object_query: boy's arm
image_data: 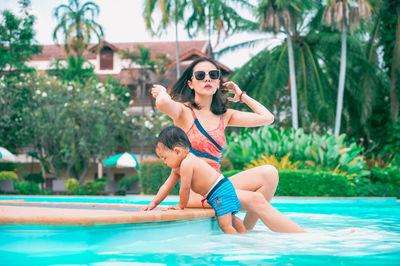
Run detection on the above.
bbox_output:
[169,161,193,210]
[142,168,180,211]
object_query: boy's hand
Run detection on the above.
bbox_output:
[167,205,183,210]
[142,202,157,211]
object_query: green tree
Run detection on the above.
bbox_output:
[143,0,185,78]
[378,0,400,124]
[119,45,170,159]
[257,0,314,129]
[322,0,371,136]
[53,0,104,57]
[185,0,252,56]
[51,54,96,83]
[22,72,130,183]
[0,0,40,72]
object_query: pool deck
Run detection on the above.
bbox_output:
[0,200,215,226]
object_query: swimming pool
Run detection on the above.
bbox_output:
[1,196,399,265]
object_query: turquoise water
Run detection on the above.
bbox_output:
[1,196,399,265]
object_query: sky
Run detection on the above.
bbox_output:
[0,0,276,69]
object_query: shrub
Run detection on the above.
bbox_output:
[80,180,106,195]
[14,181,40,194]
[357,167,400,198]
[276,170,354,197]
[23,173,44,184]
[0,171,18,181]
[66,178,79,195]
[220,158,233,172]
[222,170,241,178]
[245,153,301,170]
[0,163,16,171]
[140,159,179,195]
[223,127,368,178]
[119,174,139,191]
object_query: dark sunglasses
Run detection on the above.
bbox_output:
[193,70,220,80]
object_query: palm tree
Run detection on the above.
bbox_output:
[53,0,104,57]
[257,0,314,129]
[322,0,371,136]
[185,0,253,57]
[119,45,170,159]
[143,0,186,78]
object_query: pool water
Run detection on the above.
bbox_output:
[1,197,399,265]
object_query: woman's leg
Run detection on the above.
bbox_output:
[236,189,306,233]
[229,165,279,230]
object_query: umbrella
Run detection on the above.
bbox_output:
[104,152,139,170]
[0,147,16,162]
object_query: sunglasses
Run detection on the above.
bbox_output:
[193,70,220,81]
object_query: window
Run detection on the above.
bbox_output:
[100,47,113,70]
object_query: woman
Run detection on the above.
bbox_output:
[148,57,305,233]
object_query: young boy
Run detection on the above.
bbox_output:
[142,126,246,234]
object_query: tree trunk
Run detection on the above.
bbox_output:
[287,33,298,129]
[140,78,145,161]
[334,29,347,136]
[174,1,180,78]
[390,16,400,123]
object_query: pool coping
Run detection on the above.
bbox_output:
[0,200,215,226]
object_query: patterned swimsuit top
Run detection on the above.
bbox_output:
[185,107,226,173]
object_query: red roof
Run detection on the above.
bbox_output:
[30,40,210,61]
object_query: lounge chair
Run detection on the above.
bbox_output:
[103,180,119,195]
[52,179,67,193]
[0,180,18,193]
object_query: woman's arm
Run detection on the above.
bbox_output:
[224,81,274,127]
[142,168,180,211]
[151,84,185,121]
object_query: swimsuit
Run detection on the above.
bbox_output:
[186,107,226,173]
[205,175,241,216]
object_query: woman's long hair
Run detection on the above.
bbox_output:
[170,57,228,115]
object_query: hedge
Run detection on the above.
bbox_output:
[140,159,179,195]
[139,161,399,198]
[276,170,354,196]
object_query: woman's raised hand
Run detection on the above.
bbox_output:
[150,84,167,99]
[223,81,242,102]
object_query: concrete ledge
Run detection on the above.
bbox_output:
[0,200,215,226]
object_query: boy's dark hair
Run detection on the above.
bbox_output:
[170,57,228,115]
[156,126,191,150]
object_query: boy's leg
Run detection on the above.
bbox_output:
[232,215,246,233]
[217,213,238,234]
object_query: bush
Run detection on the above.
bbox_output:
[14,181,40,194]
[23,172,44,184]
[222,170,241,178]
[66,178,79,195]
[0,171,18,181]
[355,167,400,198]
[119,174,139,191]
[140,159,179,195]
[220,158,233,172]
[80,180,106,195]
[276,170,354,197]
[0,163,16,171]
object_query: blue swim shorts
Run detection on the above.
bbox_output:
[206,177,241,217]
